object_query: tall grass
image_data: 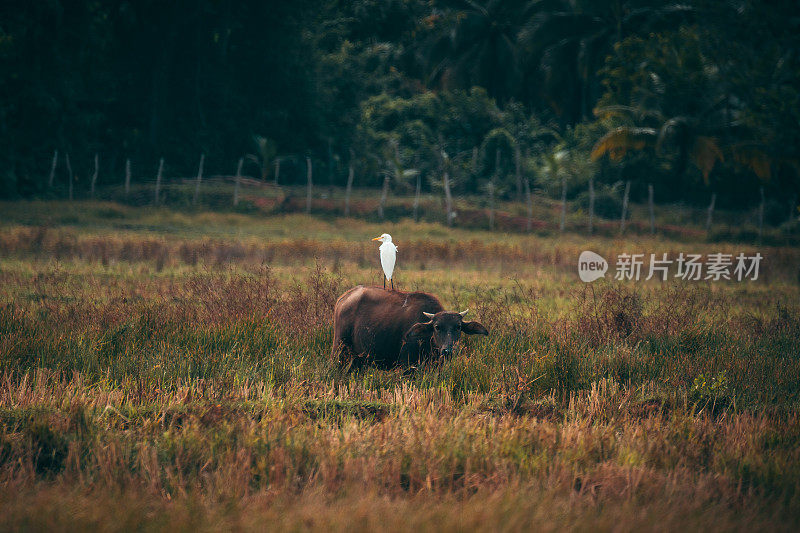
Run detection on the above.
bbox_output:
[1,204,799,529]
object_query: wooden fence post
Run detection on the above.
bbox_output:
[90,153,99,198]
[619,180,631,233]
[489,148,499,231]
[344,149,354,217]
[305,156,313,214]
[514,144,522,202]
[327,138,335,198]
[588,177,595,234]
[705,192,716,234]
[413,172,421,223]
[48,150,58,188]
[124,159,131,197]
[274,158,281,186]
[193,154,204,206]
[154,158,164,205]
[758,187,765,244]
[487,180,495,230]
[65,153,73,201]
[560,176,567,232]
[438,137,455,227]
[233,157,243,206]
[524,177,533,232]
[379,171,390,220]
[443,171,453,227]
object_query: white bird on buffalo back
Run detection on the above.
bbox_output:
[371,233,398,290]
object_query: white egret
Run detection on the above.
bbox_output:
[371,233,398,290]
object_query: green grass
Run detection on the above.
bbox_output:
[0,200,799,531]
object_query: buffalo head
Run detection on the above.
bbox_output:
[404,309,488,357]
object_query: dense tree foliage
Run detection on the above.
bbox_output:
[1,0,797,210]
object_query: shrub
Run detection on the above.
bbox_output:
[576,183,623,219]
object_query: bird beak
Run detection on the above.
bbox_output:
[371,236,382,241]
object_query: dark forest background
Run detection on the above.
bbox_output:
[1,0,798,215]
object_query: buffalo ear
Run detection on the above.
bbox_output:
[405,321,434,339]
[461,320,488,336]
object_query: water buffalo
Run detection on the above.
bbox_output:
[331,285,489,369]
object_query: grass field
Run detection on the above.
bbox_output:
[1,200,799,531]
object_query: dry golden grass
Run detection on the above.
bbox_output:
[0,202,799,530]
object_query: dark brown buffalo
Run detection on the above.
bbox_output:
[331,285,489,369]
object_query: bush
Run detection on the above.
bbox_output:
[765,199,792,226]
[576,183,623,219]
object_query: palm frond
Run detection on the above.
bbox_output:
[591,127,656,161]
[731,143,772,181]
[481,127,516,153]
[691,136,723,183]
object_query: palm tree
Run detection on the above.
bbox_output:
[592,111,726,233]
[247,136,277,182]
[519,0,694,125]
[539,126,596,233]
[591,102,726,185]
[424,0,532,103]
[590,26,734,187]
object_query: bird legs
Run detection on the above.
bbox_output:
[382,276,395,291]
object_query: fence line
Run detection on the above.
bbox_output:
[35,152,793,239]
